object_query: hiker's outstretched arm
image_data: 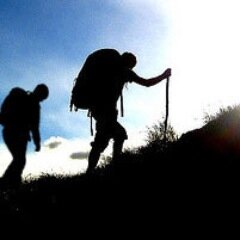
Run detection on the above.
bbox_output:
[133,68,171,87]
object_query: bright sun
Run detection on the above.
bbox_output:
[164,0,240,133]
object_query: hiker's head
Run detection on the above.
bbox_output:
[121,52,137,69]
[33,84,49,102]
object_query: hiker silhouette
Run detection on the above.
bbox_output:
[74,49,171,174]
[0,84,49,188]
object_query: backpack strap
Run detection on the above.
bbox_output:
[87,110,94,136]
[120,93,124,117]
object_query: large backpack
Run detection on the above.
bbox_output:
[0,87,29,127]
[70,49,123,112]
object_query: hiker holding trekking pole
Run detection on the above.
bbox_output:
[70,48,171,174]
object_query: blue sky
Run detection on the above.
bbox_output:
[0,0,169,141]
[1,0,240,176]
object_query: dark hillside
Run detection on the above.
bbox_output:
[170,106,240,178]
[1,106,240,235]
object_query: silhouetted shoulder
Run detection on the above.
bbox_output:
[122,68,139,83]
[0,87,31,127]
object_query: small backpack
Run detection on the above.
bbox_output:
[0,87,29,127]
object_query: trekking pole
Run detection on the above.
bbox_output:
[163,76,170,144]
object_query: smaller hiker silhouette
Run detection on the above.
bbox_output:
[0,84,49,188]
[72,49,171,174]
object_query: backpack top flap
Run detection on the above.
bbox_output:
[70,49,122,111]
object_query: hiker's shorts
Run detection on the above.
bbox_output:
[91,109,128,152]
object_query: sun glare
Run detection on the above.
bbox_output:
[164,0,240,133]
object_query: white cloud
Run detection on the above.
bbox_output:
[0,132,146,179]
[27,133,144,178]
[44,136,63,149]
[70,152,89,160]
[24,137,91,177]
[0,137,91,179]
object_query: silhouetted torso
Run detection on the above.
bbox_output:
[0,87,41,187]
[1,87,40,134]
[79,48,138,111]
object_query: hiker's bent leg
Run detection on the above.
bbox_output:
[86,134,110,174]
[112,139,125,161]
[112,123,128,161]
[87,148,101,174]
[86,109,119,173]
